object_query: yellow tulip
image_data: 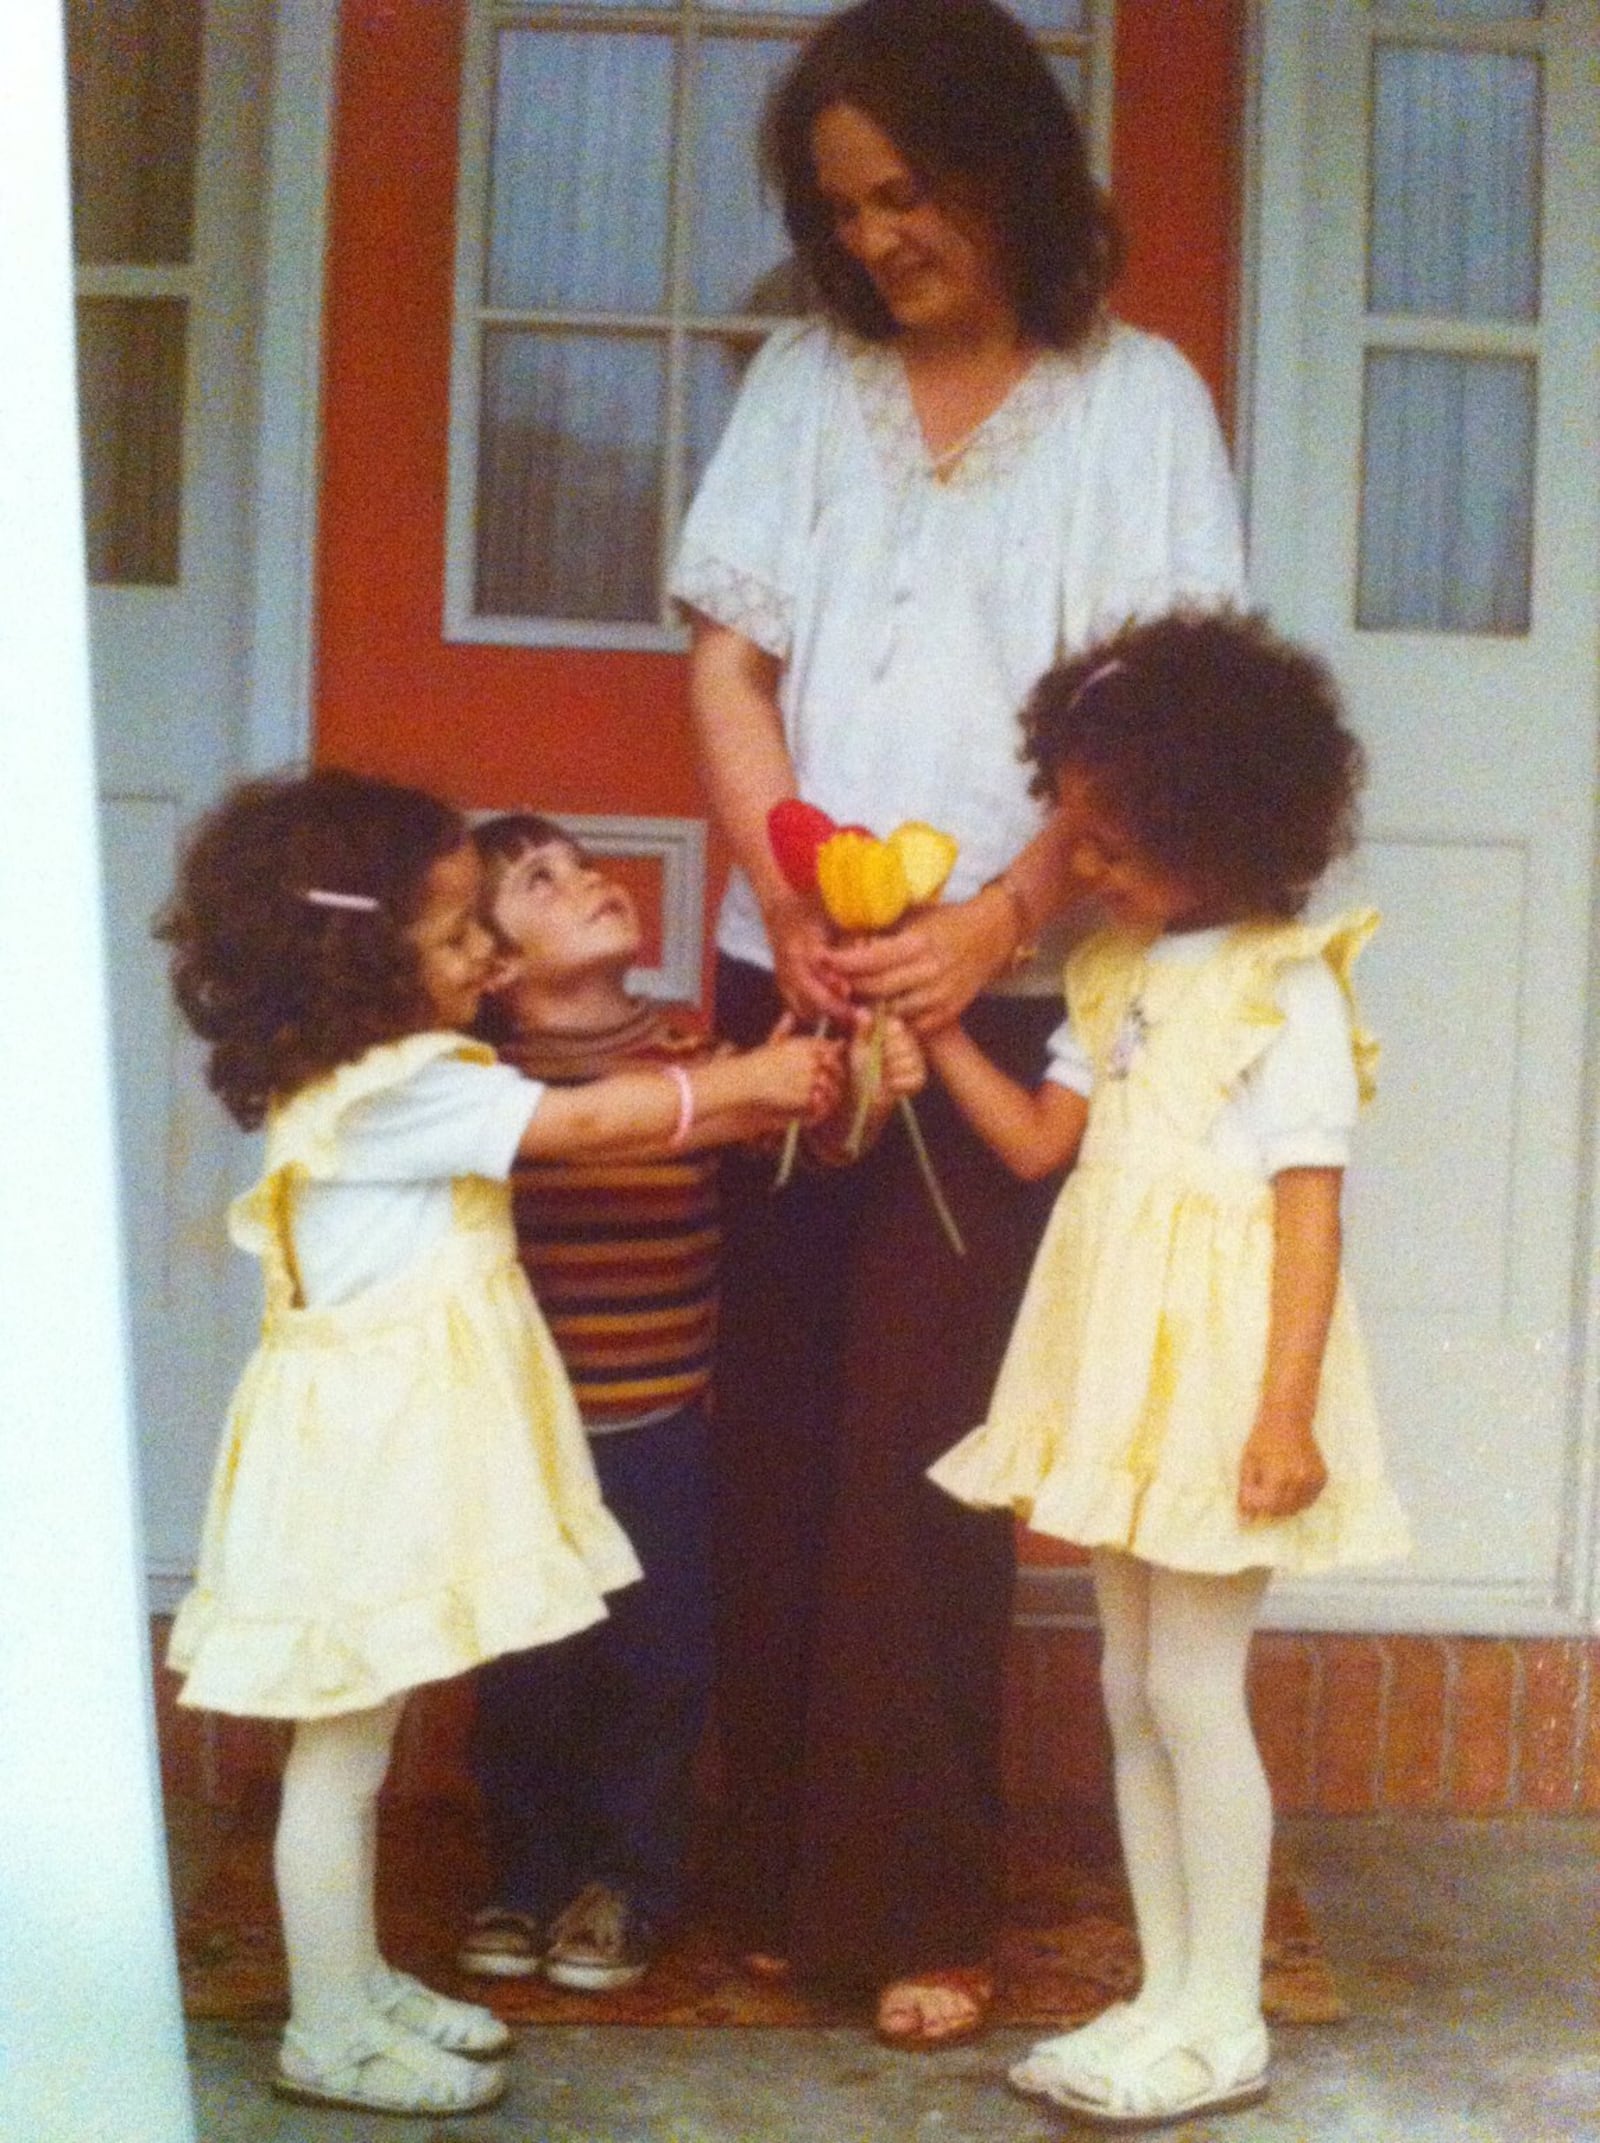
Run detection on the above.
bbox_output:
[787,815,966,1254]
[886,821,959,906]
[815,829,912,933]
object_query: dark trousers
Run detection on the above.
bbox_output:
[470,1403,714,1929]
[711,958,1062,1985]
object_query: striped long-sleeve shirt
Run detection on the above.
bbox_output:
[497,1002,721,1433]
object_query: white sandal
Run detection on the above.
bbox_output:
[274,2017,507,2116]
[1047,2020,1270,2131]
[368,1961,512,2055]
[1007,2001,1155,2099]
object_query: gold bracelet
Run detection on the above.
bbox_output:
[983,873,1039,971]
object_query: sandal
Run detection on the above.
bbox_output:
[368,1962,511,2056]
[1008,2001,1153,2099]
[874,1965,994,2051]
[1046,2019,1270,2131]
[273,2017,507,2116]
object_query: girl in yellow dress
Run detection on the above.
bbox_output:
[923,612,1409,2130]
[160,769,842,2118]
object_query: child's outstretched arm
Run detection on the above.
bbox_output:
[1238,1166,1339,1521]
[519,1020,844,1162]
[924,1023,1087,1181]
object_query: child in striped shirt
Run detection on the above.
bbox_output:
[457,814,917,1994]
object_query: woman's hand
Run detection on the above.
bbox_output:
[827,884,1018,1033]
[1238,1405,1329,1522]
[767,895,855,1025]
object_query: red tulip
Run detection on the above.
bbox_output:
[767,799,838,894]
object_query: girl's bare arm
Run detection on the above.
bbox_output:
[518,1028,843,1162]
[924,1023,1087,1181]
[1238,1166,1340,1521]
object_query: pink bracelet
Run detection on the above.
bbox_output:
[664,1063,695,1149]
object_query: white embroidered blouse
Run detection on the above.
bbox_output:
[670,316,1247,977]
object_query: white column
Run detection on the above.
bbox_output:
[0,9,196,2141]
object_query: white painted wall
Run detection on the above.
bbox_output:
[0,9,194,2139]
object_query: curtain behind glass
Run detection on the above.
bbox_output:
[1359,43,1541,634]
[476,331,665,623]
[1369,45,1540,320]
[690,36,804,316]
[487,32,672,315]
[1359,352,1535,634]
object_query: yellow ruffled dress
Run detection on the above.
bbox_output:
[930,913,1409,1575]
[167,1034,641,1718]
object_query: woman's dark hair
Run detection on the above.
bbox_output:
[1023,610,1366,921]
[763,0,1121,348]
[158,767,467,1128]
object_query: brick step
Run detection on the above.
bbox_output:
[151,1620,1600,1817]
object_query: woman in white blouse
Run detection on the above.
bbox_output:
[671,0,1245,2048]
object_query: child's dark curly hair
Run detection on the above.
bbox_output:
[158,768,467,1128]
[1023,610,1365,921]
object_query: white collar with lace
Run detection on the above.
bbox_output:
[844,321,1107,491]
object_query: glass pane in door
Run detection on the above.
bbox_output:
[1357,350,1535,634]
[1369,45,1541,321]
[65,0,203,264]
[76,297,187,586]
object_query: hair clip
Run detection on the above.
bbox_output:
[301,887,380,913]
[1067,656,1129,711]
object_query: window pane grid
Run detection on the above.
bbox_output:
[458,1,1106,640]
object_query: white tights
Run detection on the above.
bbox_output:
[274,1697,404,2048]
[1093,1550,1272,2040]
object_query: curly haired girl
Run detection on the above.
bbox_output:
[922,611,1409,2127]
[159,769,841,2117]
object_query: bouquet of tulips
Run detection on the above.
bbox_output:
[767,800,966,1253]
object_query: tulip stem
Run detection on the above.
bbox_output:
[845,1001,887,1158]
[897,1095,966,1256]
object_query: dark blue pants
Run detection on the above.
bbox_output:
[470,1404,713,1930]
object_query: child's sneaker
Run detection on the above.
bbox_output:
[542,1882,657,1992]
[455,1907,544,1979]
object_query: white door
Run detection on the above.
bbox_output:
[1249,0,1600,1633]
[70,0,306,1596]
